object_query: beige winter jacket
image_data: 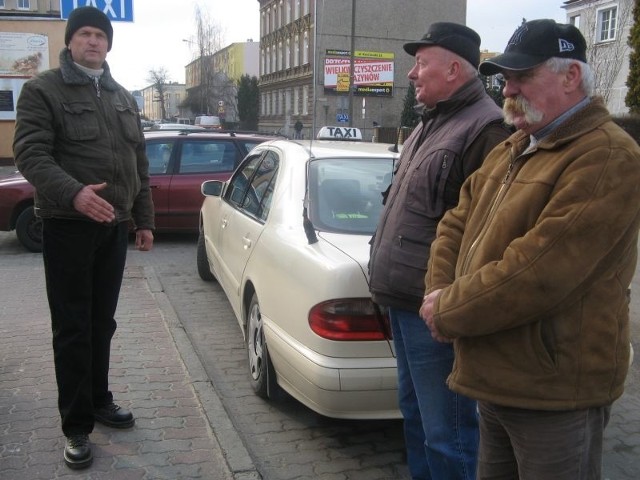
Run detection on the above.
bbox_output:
[427,97,640,410]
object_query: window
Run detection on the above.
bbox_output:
[302,85,309,115]
[146,142,175,174]
[293,87,300,115]
[294,34,300,67]
[286,38,291,69]
[569,14,580,29]
[309,157,395,234]
[597,6,617,42]
[17,0,30,9]
[226,152,280,222]
[303,31,309,64]
[178,141,238,174]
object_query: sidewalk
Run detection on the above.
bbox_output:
[0,260,259,479]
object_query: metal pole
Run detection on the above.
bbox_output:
[348,0,355,127]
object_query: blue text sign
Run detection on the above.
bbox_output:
[61,0,134,22]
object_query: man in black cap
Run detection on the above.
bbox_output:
[369,22,510,480]
[13,6,154,470]
[421,19,640,479]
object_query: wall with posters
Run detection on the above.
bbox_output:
[0,19,65,160]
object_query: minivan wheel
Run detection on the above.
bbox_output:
[15,206,42,253]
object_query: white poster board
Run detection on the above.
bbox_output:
[0,33,50,120]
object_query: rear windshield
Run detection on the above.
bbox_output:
[308,157,394,235]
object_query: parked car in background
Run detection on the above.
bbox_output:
[194,115,222,130]
[197,128,402,419]
[0,130,276,252]
[149,123,205,131]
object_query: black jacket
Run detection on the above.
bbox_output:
[13,48,154,230]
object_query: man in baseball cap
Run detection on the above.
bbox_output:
[479,18,586,76]
[421,18,640,479]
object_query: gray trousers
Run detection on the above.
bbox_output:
[477,401,610,480]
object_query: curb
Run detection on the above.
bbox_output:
[144,266,262,480]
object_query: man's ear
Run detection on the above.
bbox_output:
[447,60,460,81]
[563,62,582,92]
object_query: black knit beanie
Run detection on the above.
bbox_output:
[65,6,113,52]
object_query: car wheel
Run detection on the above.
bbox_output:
[246,293,279,399]
[15,206,42,253]
[197,230,215,281]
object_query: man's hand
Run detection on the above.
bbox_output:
[419,289,453,343]
[135,229,154,251]
[72,183,115,223]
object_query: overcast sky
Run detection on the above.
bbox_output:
[106,0,568,91]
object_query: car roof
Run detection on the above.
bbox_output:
[143,130,279,141]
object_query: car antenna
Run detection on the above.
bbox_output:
[303,163,318,244]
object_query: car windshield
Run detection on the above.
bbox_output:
[308,157,394,235]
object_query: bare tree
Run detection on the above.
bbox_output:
[183,4,227,116]
[147,68,170,120]
[575,0,633,105]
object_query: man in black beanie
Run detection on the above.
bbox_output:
[13,5,154,470]
[369,22,511,480]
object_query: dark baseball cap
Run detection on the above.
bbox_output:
[403,22,481,68]
[479,19,587,76]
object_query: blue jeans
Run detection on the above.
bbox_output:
[390,307,478,480]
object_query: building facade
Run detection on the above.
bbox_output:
[563,0,634,115]
[256,0,466,140]
[184,41,259,123]
[140,82,189,122]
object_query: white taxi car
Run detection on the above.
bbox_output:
[197,127,401,419]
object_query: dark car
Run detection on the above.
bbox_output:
[0,130,276,252]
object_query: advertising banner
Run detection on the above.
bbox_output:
[324,50,394,97]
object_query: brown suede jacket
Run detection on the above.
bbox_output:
[427,97,640,410]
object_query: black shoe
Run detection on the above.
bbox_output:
[94,402,135,428]
[64,434,92,469]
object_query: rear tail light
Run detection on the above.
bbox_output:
[309,299,392,341]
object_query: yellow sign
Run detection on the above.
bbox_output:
[336,73,350,92]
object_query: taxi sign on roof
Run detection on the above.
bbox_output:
[317,126,363,141]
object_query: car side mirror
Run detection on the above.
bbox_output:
[201,180,223,197]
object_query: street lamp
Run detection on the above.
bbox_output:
[348,0,356,127]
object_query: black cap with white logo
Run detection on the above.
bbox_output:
[479,19,587,76]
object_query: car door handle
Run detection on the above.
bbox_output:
[221,218,228,228]
[242,236,252,249]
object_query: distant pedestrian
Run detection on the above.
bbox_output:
[294,119,303,139]
[13,6,154,470]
